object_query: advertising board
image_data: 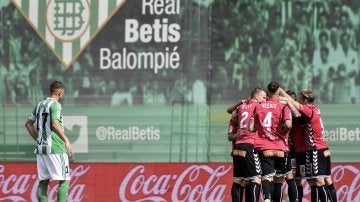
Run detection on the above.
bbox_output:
[1,163,359,201]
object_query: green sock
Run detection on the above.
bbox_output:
[58,180,70,202]
[38,180,49,202]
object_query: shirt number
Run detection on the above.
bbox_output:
[239,111,249,129]
[262,112,272,131]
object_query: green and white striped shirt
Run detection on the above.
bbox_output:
[29,97,65,154]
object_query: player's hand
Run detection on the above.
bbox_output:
[231,110,238,122]
[278,96,288,105]
[278,87,282,93]
[65,140,74,157]
[230,130,242,141]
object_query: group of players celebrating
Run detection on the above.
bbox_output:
[227,81,337,202]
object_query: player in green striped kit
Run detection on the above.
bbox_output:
[25,81,74,202]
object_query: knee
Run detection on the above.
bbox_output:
[325,177,333,185]
[234,178,246,187]
[39,180,50,187]
[251,178,262,184]
[308,178,325,186]
[262,177,273,182]
[59,180,70,189]
[274,176,284,184]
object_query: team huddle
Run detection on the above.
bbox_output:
[227,81,337,202]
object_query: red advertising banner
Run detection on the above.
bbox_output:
[1,163,359,201]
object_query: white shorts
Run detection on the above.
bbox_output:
[37,153,70,181]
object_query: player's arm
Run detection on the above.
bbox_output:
[282,107,292,134]
[25,118,37,141]
[248,107,257,132]
[227,119,236,141]
[283,119,292,134]
[287,100,301,118]
[278,88,300,110]
[248,117,256,132]
[50,104,74,156]
[226,99,246,114]
[279,96,301,118]
[52,119,74,157]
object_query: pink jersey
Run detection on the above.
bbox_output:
[253,98,292,151]
[227,116,238,136]
[235,100,258,145]
[289,118,307,153]
[299,104,328,150]
[227,114,238,150]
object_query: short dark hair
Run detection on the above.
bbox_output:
[300,89,315,103]
[250,87,263,99]
[286,90,297,101]
[50,81,65,95]
[267,81,279,93]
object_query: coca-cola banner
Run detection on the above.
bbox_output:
[1,163,359,202]
[1,0,360,165]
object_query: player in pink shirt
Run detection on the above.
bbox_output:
[279,88,337,202]
[227,87,267,202]
[249,82,292,202]
[282,90,303,202]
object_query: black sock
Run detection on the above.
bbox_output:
[273,182,283,202]
[297,184,303,202]
[245,182,260,202]
[286,179,298,202]
[262,180,272,200]
[311,185,318,202]
[231,182,244,202]
[317,185,328,202]
[326,184,337,202]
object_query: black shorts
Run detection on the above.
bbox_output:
[232,143,262,180]
[295,148,331,179]
[259,151,286,178]
[285,151,297,174]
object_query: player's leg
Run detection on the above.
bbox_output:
[285,152,298,202]
[286,173,298,202]
[273,176,284,202]
[58,180,70,202]
[308,179,319,202]
[273,156,286,202]
[325,177,337,202]
[47,153,71,201]
[243,146,261,202]
[295,152,305,202]
[295,179,304,202]
[260,154,275,202]
[308,178,327,202]
[231,180,245,202]
[323,150,337,202]
[261,177,273,202]
[36,155,51,202]
[308,149,328,202]
[232,152,245,202]
[38,179,50,202]
[245,178,261,202]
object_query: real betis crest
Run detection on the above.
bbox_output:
[12,0,126,68]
